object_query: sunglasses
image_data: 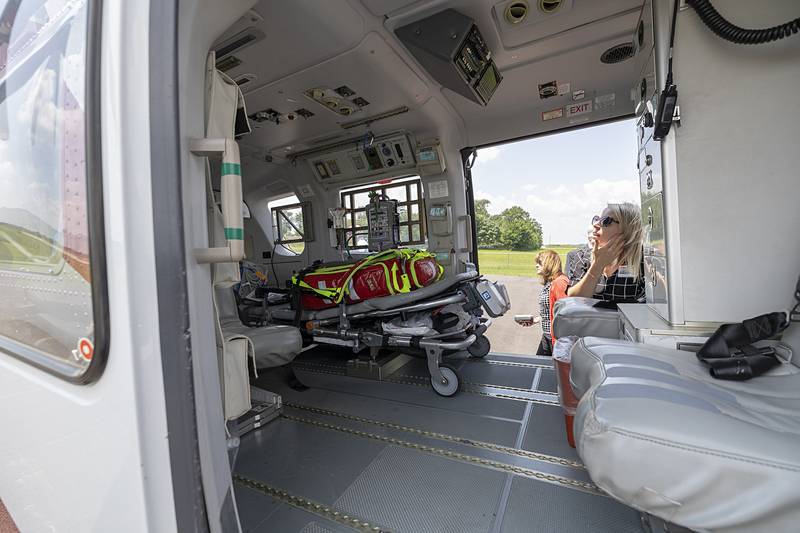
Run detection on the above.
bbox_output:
[592,215,619,227]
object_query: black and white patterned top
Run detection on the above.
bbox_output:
[565,245,591,284]
[539,281,552,335]
[568,259,645,303]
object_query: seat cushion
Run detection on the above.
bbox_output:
[572,337,800,532]
[552,297,620,340]
[222,323,302,368]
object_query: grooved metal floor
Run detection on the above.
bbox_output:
[234,350,643,533]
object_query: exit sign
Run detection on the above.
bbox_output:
[566,100,593,117]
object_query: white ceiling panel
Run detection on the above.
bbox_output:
[214,0,367,86]
[240,32,432,154]
[445,35,643,145]
[489,0,643,50]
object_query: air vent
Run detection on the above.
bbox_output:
[600,42,636,64]
[216,56,242,72]
[539,0,562,13]
[504,1,528,24]
[214,28,265,60]
[234,74,256,87]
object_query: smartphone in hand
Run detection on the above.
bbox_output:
[514,314,541,326]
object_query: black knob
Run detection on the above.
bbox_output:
[644,111,654,128]
[645,154,653,166]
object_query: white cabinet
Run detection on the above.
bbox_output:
[618,304,716,351]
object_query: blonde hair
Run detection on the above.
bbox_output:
[536,249,563,283]
[607,202,643,279]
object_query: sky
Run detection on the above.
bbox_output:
[472,119,639,245]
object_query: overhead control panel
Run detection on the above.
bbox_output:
[303,132,416,185]
[396,9,502,106]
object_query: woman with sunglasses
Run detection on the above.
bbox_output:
[567,202,645,303]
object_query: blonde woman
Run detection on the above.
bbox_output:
[567,202,644,303]
[519,250,569,356]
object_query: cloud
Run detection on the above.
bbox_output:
[474,146,502,165]
[475,178,640,243]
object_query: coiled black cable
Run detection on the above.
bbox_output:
[686,0,800,44]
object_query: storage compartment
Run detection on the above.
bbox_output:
[618,303,718,351]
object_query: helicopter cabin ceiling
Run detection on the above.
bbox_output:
[213,0,646,155]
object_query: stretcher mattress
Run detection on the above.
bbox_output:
[272,271,478,322]
[293,249,443,310]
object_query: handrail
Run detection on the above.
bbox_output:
[190,138,245,264]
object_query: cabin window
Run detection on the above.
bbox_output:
[0,0,107,382]
[339,176,426,250]
[269,195,312,255]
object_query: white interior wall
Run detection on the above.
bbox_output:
[177,1,256,531]
[654,0,800,324]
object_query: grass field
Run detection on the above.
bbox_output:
[478,245,579,277]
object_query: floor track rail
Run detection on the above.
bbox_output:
[234,475,392,532]
[284,402,584,470]
[293,362,561,405]
[280,413,603,496]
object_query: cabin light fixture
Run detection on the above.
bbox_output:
[339,106,410,130]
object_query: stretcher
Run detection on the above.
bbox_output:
[271,269,510,396]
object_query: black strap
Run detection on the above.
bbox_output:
[696,311,789,380]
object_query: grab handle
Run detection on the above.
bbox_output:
[458,215,473,253]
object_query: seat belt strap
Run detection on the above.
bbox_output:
[696,311,789,380]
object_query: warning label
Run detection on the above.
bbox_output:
[541,107,563,121]
[566,100,592,117]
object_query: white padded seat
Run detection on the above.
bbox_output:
[570,336,800,532]
[551,297,621,340]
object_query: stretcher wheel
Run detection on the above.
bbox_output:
[467,335,491,358]
[430,365,460,397]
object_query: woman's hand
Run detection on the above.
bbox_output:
[592,236,623,269]
[569,238,622,298]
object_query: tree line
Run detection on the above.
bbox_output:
[475,199,543,250]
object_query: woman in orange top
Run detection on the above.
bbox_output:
[523,250,569,355]
[536,250,569,355]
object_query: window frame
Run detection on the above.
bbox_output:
[340,177,426,250]
[0,0,109,384]
[271,201,314,245]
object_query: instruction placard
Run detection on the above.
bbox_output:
[428,180,449,199]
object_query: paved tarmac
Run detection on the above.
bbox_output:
[481,274,544,357]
